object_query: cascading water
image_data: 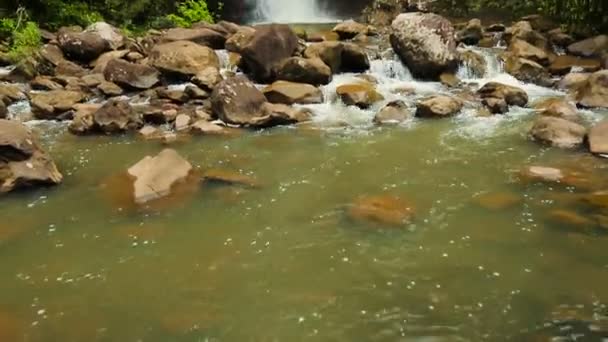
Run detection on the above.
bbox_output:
[250,0,335,23]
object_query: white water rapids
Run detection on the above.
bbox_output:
[249,0,336,23]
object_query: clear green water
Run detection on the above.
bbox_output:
[1,113,608,341]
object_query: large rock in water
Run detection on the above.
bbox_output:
[57,27,111,62]
[0,120,63,193]
[347,194,415,227]
[211,76,266,125]
[529,116,586,149]
[263,81,323,105]
[415,95,463,118]
[103,59,159,89]
[508,39,550,66]
[240,24,299,83]
[275,57,332,85]
[477,82,528,114]
[149,41,220,79]
[390,12,458,79]
[588,119,608,155]
[304,41,344,73]
[69,100,143,134]
[127,149,193,204]
[336,83,384,109]
[576,70,608,109]
[567,35,608,58]
[503,55,552,86]
[373,100,411,124]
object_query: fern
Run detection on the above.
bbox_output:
[167,0,214,28]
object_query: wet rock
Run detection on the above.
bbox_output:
[529,116,586,149]
[482,97,508,114]
[149,41,220,80]
[55,60,88,77]
[90,49,129,73]
[253,102,311,128]
[0,120,63,193]
[474,192,522,210]
[588,119,608,155]
[336,83,384,109]
[533,98,580,122]
[81,73,105,88]
[225,26,256,53]
[138,125,161,139]
[0,84,26,105]
[390,12,458,79]
[347,194,415,227]
[190,120,226,135]
[202,169,259,187]
[457,19,483,45]
[240,24,299,83]
[504,55,552,86]
[175,114,191,132]
[333,20,370,40]
[57,27,111,62]
[486,23,506,32]
[575,70,608,109]
[520,166,565,183]
[30,76,64,91]
[416,95,463,118]
[30,90,86,120]
[439,72,460,87]
[98,81,123,96]
[103,58,159,89]
[304,41,343,73]
[191,66,223,92]
[341,43,370,72]
[458,50,487,78]
[508,39,550,66]
[39,44,66,67]
[0,102,6,119]
[184,85,209,100]
[567,35,608,58]
[69,99,142,134]
[548,28,574,48]
[477,82,528,112]
[127,149,193,204]
[558,72,590,92]
[504,21,549,50]
[548,209,595,229]
[263,81,323,105]
[548,55,601,75]
[373,100,411,124]
[161,27,226,49]
[211,76,267,126]
[275,57,332,85]
[157,87,189,103]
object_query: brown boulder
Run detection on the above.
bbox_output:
[127,149,193,204]
[416,95,463,118]
[90,50,129,73]
[211,76,266,126]
[304,41,343,73]
[240,24,299,82]
[0,120,63,193]
[390,13,458,79]
[567,35,608,58]
[30,76,64,91]
[548,55,601,75]
[333,20,370,40]
[190,120,226,135]
[504,55,552,86]
[225,26,256,53]
[161,27,226,49]
[85,22,125,50]
[263,81,323,105]
[336,83,384,109]
[458,50,487,78]
[576,70,608,108]
[251,103,311,128]
[457,18,483,45]
[347,194,415,227]
[98,81,123,96]
[373,100,411,124]
[103,59,159,89]
[548,28,574,48]
[69,100,142,134]
[149,41,219,79]
[477,82,528,112]
[341,43,370,72]
[57,28,110,62]
[533,98,580,122]
[30,90,86,120]
[508,39,550,66]
[558,72,590,93]
[504,21,549,50]
[275,57,332,85]
[588,119,608,155]
[529,116,586,149]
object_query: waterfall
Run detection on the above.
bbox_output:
[250,0,335,23]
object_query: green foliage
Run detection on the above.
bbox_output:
[8,21,42,60]
[0,18,18,41]
[167,0,214,28]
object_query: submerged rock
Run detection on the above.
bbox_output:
[275,57,332,85]
[127,149,193,204]
[202,169,259,188]
[336,83,384,109]
[103,59,159,89]
[240,24,299,83]
[529,116,586,149]
[390,12,458,79]
[576,70,608,109]
[373,100,411,124]
[347,194,415,227]
[474,192,522,210]
[415,95,463,118]
[0,120,63,193]
[520,166,565,183]
[263,81,323,105]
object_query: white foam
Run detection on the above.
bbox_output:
[249,0,336,23]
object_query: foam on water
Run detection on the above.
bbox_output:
[250,0,336,23]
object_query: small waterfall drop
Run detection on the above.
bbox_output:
[250,0,335,23]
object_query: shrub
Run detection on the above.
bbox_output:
[8,21,42,61]
[167,0,214,28]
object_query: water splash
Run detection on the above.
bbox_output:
[250,0,336,23]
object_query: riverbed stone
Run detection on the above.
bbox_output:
[90,49,129,73]
[558,72,590,92]
[211,75,266,125]
[225,26,256,53]
[263,81,323,105]
[347,194,415,227]
[190,120,226,135]
[127,149,193,204]
[576,70,608,108]
[86,22,125,50]
[530,116,586,149]
[30,90,86,120]
[69,99,142,135]
[161,27,226,49]
[390,12,458,79]
[149,41,220,80]
[567,35,608,58]
[520,166,565,183]
[202,169,259,188]
[504,21,549,50]
[174,114,191,132]
[57,27,111,63]
[508,39,550,66]
[98,81,124,96]
[373,100,411,124]
[475,192,522,210]
[336,83,384,109]
[30,76,64,91]
[304,41,343,73]
[477,82,528,110]
[533,98,580,122]
[504,55,552,86]
[416,95,463,118]
[458,50,487,78]
[0,120,63,193]
[0,84,25,105]
[275,57,332,85]
[252,103,311,128]
[588,119,608,155]
[548,28,574,48]
[333,20,370,40]
[548,55,601,75]
[548,209,596,230]
[341,43,370,72]
[103,58,159,89]
[457,18,483,45]
[240,24,299,83]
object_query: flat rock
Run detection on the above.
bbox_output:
[530,116,586,149]
[263,81,323,105]
[416,95,463,118]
